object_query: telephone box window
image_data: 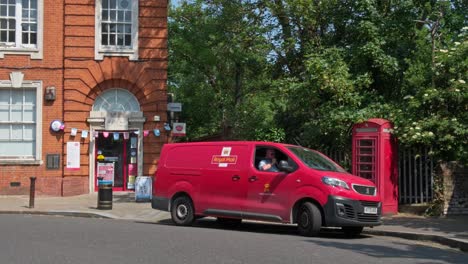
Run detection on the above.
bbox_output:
[355,139,376,181]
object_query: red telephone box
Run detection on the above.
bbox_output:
[352,118,398,215]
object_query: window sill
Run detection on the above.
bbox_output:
[0,48,42,59]
[95,48,138,61]
[0,159,43,165]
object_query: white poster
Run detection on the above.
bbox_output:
[66,142,80,170]
[96,162,115,183]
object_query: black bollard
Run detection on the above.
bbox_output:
[29,177,36,208]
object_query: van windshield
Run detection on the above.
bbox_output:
[287,146,346,173]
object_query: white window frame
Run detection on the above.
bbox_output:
[92,88,140,112]
[95,0,139,61]
[0,79,42,164]
[0,0,43,59]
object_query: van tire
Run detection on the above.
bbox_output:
[342,226,363,238]
[297,202,322,237]
[171,196,195,226]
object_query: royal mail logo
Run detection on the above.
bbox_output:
[213,147,236,167]
[211,155,238,164]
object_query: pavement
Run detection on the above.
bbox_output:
[1,192,467,252]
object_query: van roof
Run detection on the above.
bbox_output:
[165,141,298,148]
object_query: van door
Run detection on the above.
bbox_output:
[197,144,249,215]
[243,146,298,222]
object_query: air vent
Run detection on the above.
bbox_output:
[46,154,60,170]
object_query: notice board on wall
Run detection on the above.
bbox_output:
[66,142,80,170]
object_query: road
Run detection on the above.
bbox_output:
[0,214,465,264]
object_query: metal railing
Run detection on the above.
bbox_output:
[398,146,434,204]
[321,145,435,204]
[321,148,351,172]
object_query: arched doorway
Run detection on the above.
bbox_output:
[87,89,145,192]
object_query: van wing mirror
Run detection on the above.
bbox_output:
[278,160,294,173]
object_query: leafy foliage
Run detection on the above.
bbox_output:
[169,0,467,162]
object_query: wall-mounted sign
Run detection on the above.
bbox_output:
[167,102,182,112]
[172,122,186,137]
[50,120,64,132]
[45,86,56,101]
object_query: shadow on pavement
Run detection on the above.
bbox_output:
[383,216,468,240]
[305,238,466,263]
[112,193,136,203]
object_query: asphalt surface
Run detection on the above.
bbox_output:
[1,214,466,264]
[0,192,467,253]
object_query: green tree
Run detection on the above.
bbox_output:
[394,1,468,162]
[169,0,467,162]
[168,0,282,141]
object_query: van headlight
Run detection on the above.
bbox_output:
[322,177,350,190]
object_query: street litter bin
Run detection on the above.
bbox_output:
[97,180,113,210]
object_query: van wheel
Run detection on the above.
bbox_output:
[171,196,194,226]
[342,226,363,238]
[297,202,322,237]
[216,217,242,227]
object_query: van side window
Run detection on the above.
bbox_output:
[254,147,296,172]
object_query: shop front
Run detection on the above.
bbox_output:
[94,130,139,192]
[87,89,145,193]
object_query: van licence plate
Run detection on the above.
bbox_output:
[364,207,377,214]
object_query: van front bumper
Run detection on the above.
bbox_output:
[152,196,170,212]
[323,196,382,227]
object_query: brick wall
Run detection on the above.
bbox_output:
[62,0,168,195]
[0,0,65,196]
[0,1,168,196]
[442,162,468,215]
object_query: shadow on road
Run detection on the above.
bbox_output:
[151,218,466,263]
[153,218,371,240]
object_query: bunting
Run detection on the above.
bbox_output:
[65,129,168,139]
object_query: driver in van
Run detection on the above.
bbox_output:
[258,148,279,172]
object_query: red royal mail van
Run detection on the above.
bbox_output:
[152,141,381,237]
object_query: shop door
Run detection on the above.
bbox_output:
[95,133,128,191]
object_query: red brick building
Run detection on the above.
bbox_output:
[0,0,168,196]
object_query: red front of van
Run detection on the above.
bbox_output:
[284,145,381,227]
